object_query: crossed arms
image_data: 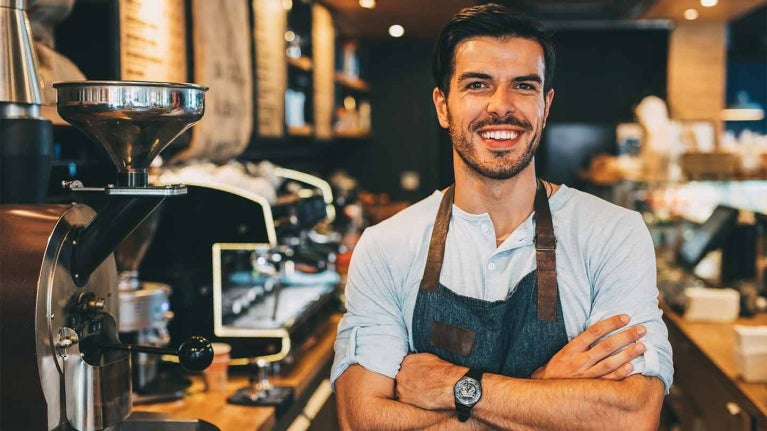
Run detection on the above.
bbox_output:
[335,314,665,431]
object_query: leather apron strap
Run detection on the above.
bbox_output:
[534,180,557,321]
[419,181,558,322]
[419,185,455,292]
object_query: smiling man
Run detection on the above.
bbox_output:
[331,4,673,430]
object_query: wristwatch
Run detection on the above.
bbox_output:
[454,368,483,422]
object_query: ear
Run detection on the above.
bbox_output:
[433,87,450,129]
[543,89,555,127]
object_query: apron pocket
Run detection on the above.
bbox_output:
[430,320,475,357]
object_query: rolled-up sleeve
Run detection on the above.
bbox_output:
[587,212,674,392]
[331,229,410,388]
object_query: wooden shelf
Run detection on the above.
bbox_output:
[287,124,314,137]
[333,129,372,139]
[288,56,313,71]
[335,73,370,92]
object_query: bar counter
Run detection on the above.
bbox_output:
[133,314,341,431]
[130,298,767,430]
[662,302,767,430]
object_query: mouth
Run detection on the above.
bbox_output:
[477,128,525,151]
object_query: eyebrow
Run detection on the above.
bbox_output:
[456,72,543,84]
[456,72,492,82]
[514,74,543,84]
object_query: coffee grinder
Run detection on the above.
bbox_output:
[0,80,219,431]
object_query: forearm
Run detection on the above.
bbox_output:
[336,365,490,431]
[473,374,664,431]
[337,393,486,431]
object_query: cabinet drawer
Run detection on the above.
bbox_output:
[669,323,755,431]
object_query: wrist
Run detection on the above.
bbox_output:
[442,365,469,409]
[454,368,484,422]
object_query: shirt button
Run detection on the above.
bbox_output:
[488,262,496,270]
[480,223,489,233]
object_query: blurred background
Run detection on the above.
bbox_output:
[40,0,767,207]
[3,1,767,429]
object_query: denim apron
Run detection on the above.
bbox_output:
[412,181,568,377]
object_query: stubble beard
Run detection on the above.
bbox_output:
[448,109,542,181]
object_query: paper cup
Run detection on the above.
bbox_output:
[203,342,231,392]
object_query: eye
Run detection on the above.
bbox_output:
[465,81,488,90]
[515,82,539,91]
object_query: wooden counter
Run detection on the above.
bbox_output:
[134,314,341,431]
[662,303,767,430]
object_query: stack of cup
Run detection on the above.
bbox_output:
[734,325,767,382]
[204,343,232,392]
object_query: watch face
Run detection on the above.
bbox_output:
[454,377,482,406]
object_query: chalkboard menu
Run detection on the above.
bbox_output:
[118,0,187,82]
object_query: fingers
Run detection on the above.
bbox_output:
[600,362,635,380]
[564,314,632,353]
[588,341,646,380]
[587,324,646,364]
[537,314,649,380]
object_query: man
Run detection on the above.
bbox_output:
[332,4,673,430]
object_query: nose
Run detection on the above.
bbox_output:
[486,86,516,117]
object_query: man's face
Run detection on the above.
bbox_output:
[433,36,554,180]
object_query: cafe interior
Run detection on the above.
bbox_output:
[1,0,767,429]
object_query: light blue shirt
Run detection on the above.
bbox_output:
[331,185,673,391]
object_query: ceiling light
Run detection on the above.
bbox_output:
[389,24,405,38]
[344,96,357,111]
[359,0,376,8]
[684,9,699,20]
[700,0,718,7]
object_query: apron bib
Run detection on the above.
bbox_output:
[411,181,568,377]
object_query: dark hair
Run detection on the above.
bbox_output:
[432,3,556,95]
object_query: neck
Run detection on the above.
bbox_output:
[453,164,539,243]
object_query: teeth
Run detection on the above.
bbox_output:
[480,130,519,140]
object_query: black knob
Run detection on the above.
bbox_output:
[177,336,214,371]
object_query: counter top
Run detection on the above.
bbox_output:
[662,302,767,425]
[133,314,341,431]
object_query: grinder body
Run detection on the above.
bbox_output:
[0,204,128,431]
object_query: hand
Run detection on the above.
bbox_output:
[395,353,466,411]
[531,314,646,380]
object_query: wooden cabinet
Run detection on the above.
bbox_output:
[282,380,339,431]
[661,304,767,431]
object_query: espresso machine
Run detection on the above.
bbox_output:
[0,76,221,431]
